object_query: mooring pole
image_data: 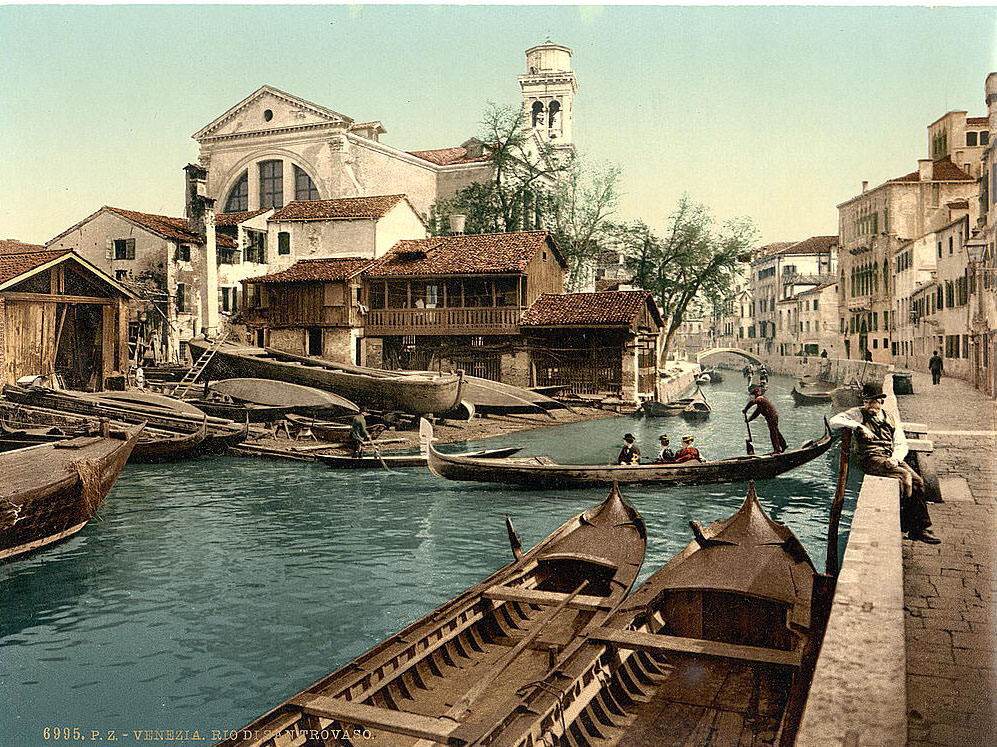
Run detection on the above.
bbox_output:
[826,429,851,577]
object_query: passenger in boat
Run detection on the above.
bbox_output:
[829,382,939,544]
[673,435,705,463]
[617,433,641,465]
[743,387,787,454]
[655,434,675,463]
[350,412,370,459]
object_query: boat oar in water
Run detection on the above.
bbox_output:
[744,413,755,456]
[505,516,523,559]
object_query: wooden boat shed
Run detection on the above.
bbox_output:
[0,245,137,390]
[519,290,664,404]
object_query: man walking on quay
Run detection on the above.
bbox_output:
[743,386,787,454]
[928,350,944,385]
[829,382,940,544]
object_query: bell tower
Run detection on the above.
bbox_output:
[519,41,577,156]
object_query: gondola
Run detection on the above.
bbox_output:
[187,339,463,416]
[180,398,295,423]
[462,482,833,747]
[316,446,524,469]
[216,485,647,747]
[422,418,833,489]
[202,378,359,418]
[639,398,692,417]
[1,423,143,561]
[680,398,712,421]
[791,379,836,405]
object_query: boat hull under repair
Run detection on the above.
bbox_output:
[422,418,833,489]
[217,486,647,747]
[187,340,462,416]
[0,424,142,560]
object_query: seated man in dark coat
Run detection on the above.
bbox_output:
[617,433,641,465]
[655,434,675,463]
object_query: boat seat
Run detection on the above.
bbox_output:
[585,628,802,668]
[288,694,456,742]
[482,585,611,610]
[53,436,104,449]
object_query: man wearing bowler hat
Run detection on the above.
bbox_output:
[829,381,939,543]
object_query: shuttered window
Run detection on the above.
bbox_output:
[114,238,136,260]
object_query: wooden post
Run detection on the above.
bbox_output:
[826,429,851,577]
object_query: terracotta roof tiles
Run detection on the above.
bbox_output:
[242,257,373,284]
[105,206,237,248]
[889,156,974,183]
[365,231,564,276]
[0,248,72,285]
[520,290,660,327]
[406,146,491,166]
[269,195,407,221]
[215,209,269,227]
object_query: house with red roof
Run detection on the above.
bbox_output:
[519,290,664,402]
[0,248,136,389]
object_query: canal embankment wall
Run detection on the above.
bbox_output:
[796,372,908,746]
[657,363,698,404]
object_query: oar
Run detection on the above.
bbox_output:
[505,516,524,559]
[744,414,756,456]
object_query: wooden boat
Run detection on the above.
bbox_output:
[1,423,143,560]
[791,379,836,405]
[217,485,647,747]
[284,414,352,442]
[317,446,523,469]
[639,398,691,417]
[85,391,208,417]
[680,399,712,421]
[422,418,833,489]
[830,383,863,413]
[205,378,359,417]
[462,482,833,747]
[180,398,294,423]
[458,375,567,416]
[186,339,462,416]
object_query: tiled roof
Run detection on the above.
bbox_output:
[946,200,970,210]
[215,209,269,227]
[0,248,72,285]
[406,146,491,166]
[520,291,659,327]
[105,206,237,248]
[889,156,974,183]
[349,121,385,132]
[781,235,837,255]
[242,257,373,284]
[0,239,48,254]
[270,195,407,221]
[366,231,564,276]
[755,242,794,258]
[966,116,988,127]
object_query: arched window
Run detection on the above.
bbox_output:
[548,100,561,129]
[259,160,283,209]
[225,172,248,213]
[294,165,319,201]
[531,101,545,128]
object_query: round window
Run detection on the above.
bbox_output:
[263,109,274,122]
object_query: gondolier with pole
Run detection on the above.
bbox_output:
[743,387,787,454]
[350,411,370,459]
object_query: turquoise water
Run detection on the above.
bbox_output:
[0,375,857,746]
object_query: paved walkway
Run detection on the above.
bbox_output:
[894,370,997,746]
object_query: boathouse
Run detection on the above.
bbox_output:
[0,245,137,390]
[362,231,566,384]
[240,257,373,364]
[519,290,664,404]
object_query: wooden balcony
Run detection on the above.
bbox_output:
[365,306,522,335]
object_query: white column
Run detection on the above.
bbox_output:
[201,207,219,335]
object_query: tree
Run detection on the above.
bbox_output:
[615,195,757,362]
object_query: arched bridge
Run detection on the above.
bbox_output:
[696,347,766,366]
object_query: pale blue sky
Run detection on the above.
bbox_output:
[2,5,995,245]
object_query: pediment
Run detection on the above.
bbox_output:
[193,86,353,141]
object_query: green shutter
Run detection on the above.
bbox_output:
[126,238,136,260]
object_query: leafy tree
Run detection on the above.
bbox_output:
[615,195,756,362]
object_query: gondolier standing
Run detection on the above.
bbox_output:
[743,387,787,454]
[829,382,939,544]
[350,411,370,459]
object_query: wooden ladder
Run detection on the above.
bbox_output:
[171,332,229,398]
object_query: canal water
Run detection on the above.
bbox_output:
[1,374,857,746]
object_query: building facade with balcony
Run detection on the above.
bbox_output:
[362,231,566,384]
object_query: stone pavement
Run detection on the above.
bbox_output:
[894,370,997,746]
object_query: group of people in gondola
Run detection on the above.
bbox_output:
[617,432,705,465]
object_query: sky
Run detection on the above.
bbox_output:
[1,4,996,246]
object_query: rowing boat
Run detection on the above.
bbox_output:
[1,423,143,561]
[680,399,711,421]
[461,482,832,747]
[316,446,523,469]
[422,418,833,489]
[204,378,359,417]
[187,339,462,416]
[216,485,647,747]
[639,398,691,417]
[791,379,836,405]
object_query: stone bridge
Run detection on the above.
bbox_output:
[695,347,766,366]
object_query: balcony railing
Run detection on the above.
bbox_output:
[365,306,522,335]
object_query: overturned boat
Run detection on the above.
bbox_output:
[216,485,646,747]
[422,418,833,489]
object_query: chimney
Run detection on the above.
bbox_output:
[918,159,933,182]
[184,163,210,239]
[861,181,868,193]
[449,214,467,235]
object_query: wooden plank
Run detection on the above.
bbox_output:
[482,585,611,611]
[1,292,115,306]
[906,438,933,453]
[288,694,455,743]
[902,422,927,434]
[586,629,802,668]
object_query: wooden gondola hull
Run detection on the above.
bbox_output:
[217,486,647,747]
[317,447,524,469]
[792,381,836,405]
[0,425,143,560]
[424,420,833,489]
[188,340,462,416]
[640,399,690,417]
